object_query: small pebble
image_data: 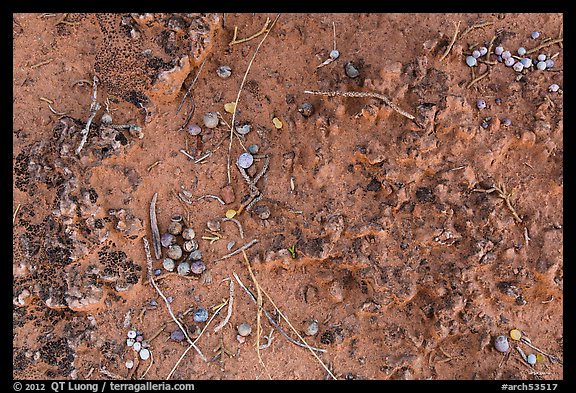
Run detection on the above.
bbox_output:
[216,65,232,79]
[536,61,547,70]
[237,152,254,169]
[133,342,142,352]
[237,322,252,337]
[329,49,340,59]
[101,112,113,124]
[170,329,186,342]
[193,308,209,323]
[548,83,560,92]
[236,123,251,135]
[163,258,175,272]
[502,117,512,127]
[237,334,246,344]
[494,335,510,352]
[479,47,488,56]
[481,121,489,129]
[224,102,236,114]
[344,62,360,78]
[305,320,319,336]
[220,184,235,204]
[128,330,137,339]
[517,47,527,56]
[472,50,481,58]
[298,102,314,117]
[190,260,206,275]
[139,348,150,361]
[126,338,135,347]
[513,62,524,72]
[510,329,522,341]
[167,244,183,260]
[537,54,546,62]
[227,241,235,251]
[505,57,515,67]
[254,204,271,220]
[149,299,158,307]
[476,99,486,110]
[531,31,540,39]
[177,261,190,276]
[168,220,183,236]
[125,360,134,369]
[501,50,512,60]
[160,233,175,248]
[154,268,162,276]
[183,240,198,252]
[167,296,173,303]
[520,58,532,68]
[545,59,554,69]
[497,55,503,62]
[495,97,502,105]
[203,112,219,129]
[248,144,259,154]
[189,249,203,261]
[527,354,537,365]
[182,227,195,241]
[187,124,202,136]
[465,56,477,67]
[272,117,283,129]
[494,46,504,56]
[136,335,143,342]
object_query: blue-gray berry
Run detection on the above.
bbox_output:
[502,118,512,127]
[187,124,202,136]
[472,50,481,58]
[513,62,524,72]
[495,46,504,56]
[520,58,532,68]
[536,61,546,70]
[502,51,512,60]
[466,56,477,67]
[476,99,486,110]
[237,152,254,169]
[537,54,546,62]
[517,47,527,56]
[545,59,554,69]
[494,335,510,352]
[548,84,560,92]
[479,47,488,56]
[248,144,259,154]
[193,308,209,323]
[531,31,540,39]
[527,354,537,365]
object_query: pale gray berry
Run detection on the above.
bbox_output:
[133,342,142,352]
[248,144,259,154]
[305,320,319,336]
[193,308,209,323]
[465,56,477,67]
[513,62,524,72]
[127,330,137,339]
[236,123,251,135]
[537,54,546,62]
[237,152,254,169]
[139,348,150,360]
[505,57,515,67]
[189,249,203,261]
[237,322,252,337]
[206,219,221,232]
[344,62,360,78]
[479,47,488,56]
[517,47,527,56]
[476,99,486,110]
[177,261,190,276]
[203,112,219,129]
[167,244,183,260]
[545,59,554,69]
[472,50,481,58]
[531,31,540,39]
[494,46,504,56]
[494,335,509,352]
[216,65,232,79]
[125,360,134,369]
[549,84,560,92]
[501,51,512,59]
[536,61,546,70]
[329,50,340,59]
[126,338,135,347]
[520,58,532,68]
[187,124,202,136]
[527,354,537,365]
[101,112,113,125]
[163,258,175,272]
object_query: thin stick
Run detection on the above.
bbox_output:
[13,203,21,225]
[233,272,326,353]
[223,217,244,239]
[30,58,53,69]
[147,323,167,343]
[71,79,92,88]
[179,149,195,160]
[214,279,234,332]
[466,69,490,89]
[198,195,225,205]
[47,103,68,116]
[332,21,337,51]
[76,76,100,155]
[459,21,494,40]
[526,38,563,55]
[149,193,162,260]
[241,251,264,371]
[176,57,207,115]
[139,352,154,379]
[229,17,272,46]
[304,89,418,125]
[486,33,498,63]
[166,301,227,380]
[147,161,161,172]
[216,239,258,261]
[144,238,207,362]
[227,14,280,184]
[39,97,54,104]
[439,21,461,62]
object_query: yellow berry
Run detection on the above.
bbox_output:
[272,117,282,129]
[224,102,236,114]
[225,209,237,219]
[510,329,522,341]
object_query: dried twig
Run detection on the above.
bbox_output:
[198,195,225,205]
[223,217,244,239]
[76,76,100,155]
[30,58,53,69]
[472,182,522,224]
[176,56,207,116]
[241,251,265,371]
[226,14,280,184]
[439,21,461,62]
[179,149,195,160]
[149,193,162,260]
[304,89,420,126]
[526,38,563,55]
[229,17,272,46]
[13,203,21,225]
[214,279,234,332]
[216,239,258,262]
[459,21,494,40]
[147,161,161,172]
[466,69,490,89]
